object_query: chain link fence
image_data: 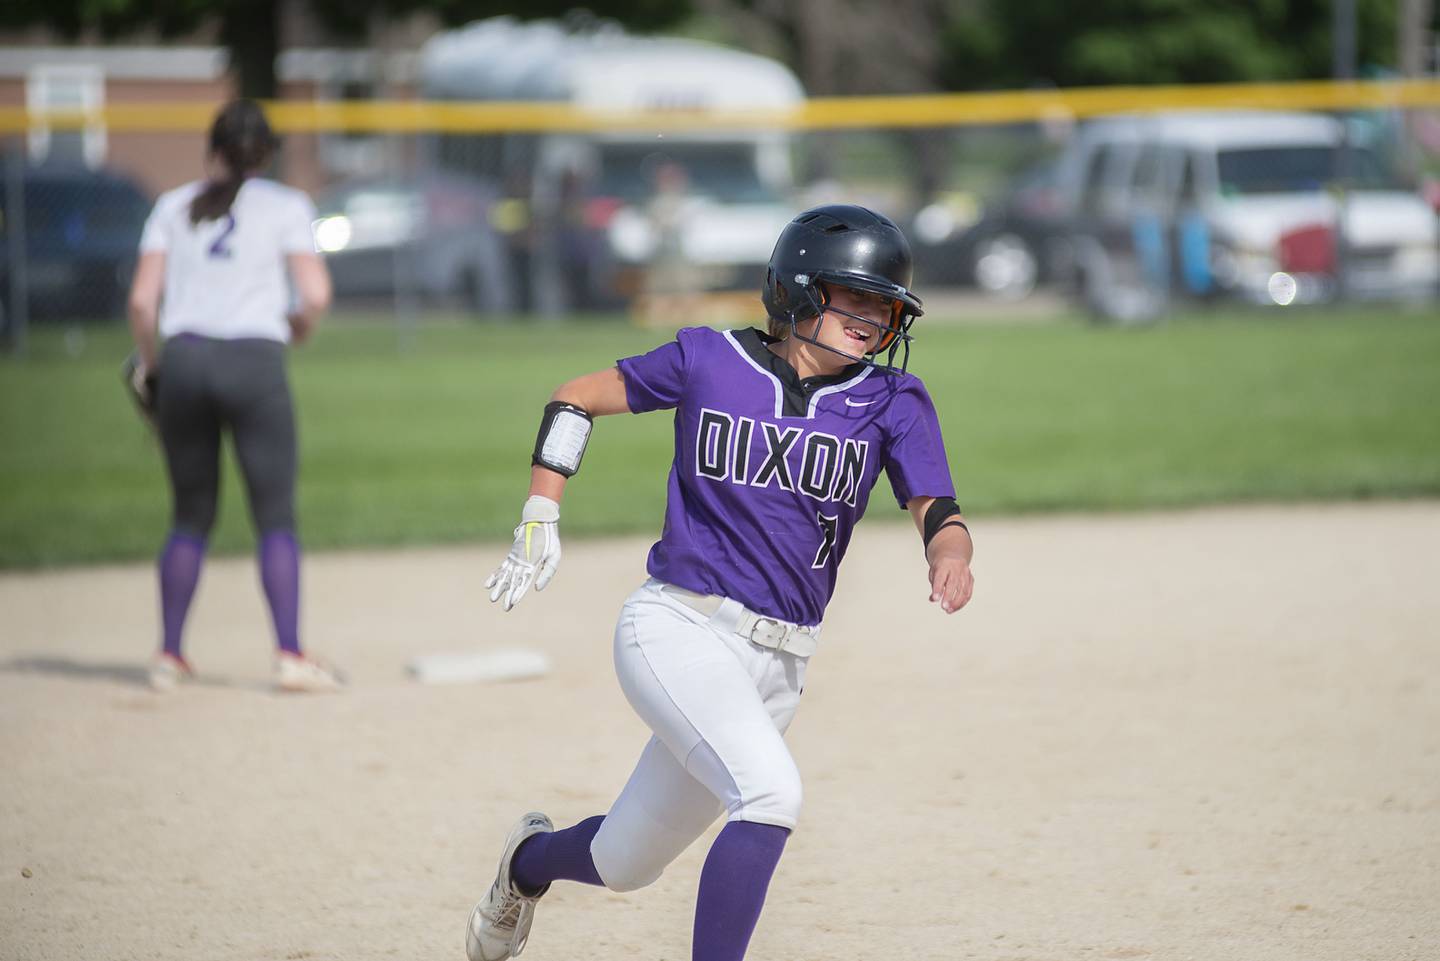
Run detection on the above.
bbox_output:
[4,87,1439,350]
[2,145,155,348]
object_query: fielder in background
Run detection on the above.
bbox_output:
[470,204,974,961]
[126,99,342,694]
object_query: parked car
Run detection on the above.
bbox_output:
[0,163,151,322]
[911,157,1070,300]
[312,173,516,314]
[1056,112,1440,321]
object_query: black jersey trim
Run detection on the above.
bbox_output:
[727,327,871,419]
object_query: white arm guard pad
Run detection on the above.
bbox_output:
[532,401,594,477]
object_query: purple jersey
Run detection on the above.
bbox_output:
[617,326,955,626]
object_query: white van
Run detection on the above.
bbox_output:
[1057,111,1439,318]
[420,17,802,314]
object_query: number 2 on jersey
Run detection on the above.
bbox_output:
[208,214,237,259]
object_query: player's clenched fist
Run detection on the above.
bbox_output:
[487,495,563,611]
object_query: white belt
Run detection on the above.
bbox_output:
[659,583,821,658]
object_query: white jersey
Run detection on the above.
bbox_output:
[140,178,317,342]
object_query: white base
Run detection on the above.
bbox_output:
[406,648,552,685]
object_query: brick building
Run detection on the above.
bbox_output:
[0,15,427,199]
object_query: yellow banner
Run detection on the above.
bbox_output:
[1,79,1438,134]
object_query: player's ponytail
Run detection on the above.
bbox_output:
[189,99,277,225]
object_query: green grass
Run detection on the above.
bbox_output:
[2,307,1438,568]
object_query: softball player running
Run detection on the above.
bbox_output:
[127,99,342,693]
[470,204,974,961]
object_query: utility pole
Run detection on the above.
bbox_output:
[1332,0,1356,304]
[4,142,29,357]
[1398,0,1433,78]
[1397,0,1434,181]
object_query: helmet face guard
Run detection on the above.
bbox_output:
[791,270,921,373]
[762,205,924,374]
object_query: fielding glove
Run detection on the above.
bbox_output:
[121,351,158,430]
[485,495,562,611]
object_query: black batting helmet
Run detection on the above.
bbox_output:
[761,204,924,372]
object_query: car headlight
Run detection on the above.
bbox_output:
[1266,272,1299,306]
[312,215,353,254]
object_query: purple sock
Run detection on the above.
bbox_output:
[258,530,301,655]
[693,821,790,961]
[159,532,206,658]
[511,815,606,894]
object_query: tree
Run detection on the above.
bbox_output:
[0,0,284,98]
[687,0,964,198]
[690,0,952,97]
[938,0,1406,91]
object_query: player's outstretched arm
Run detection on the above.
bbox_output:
[907,496,975,615]
[486,367,631,610]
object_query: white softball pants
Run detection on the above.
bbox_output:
[589,578,809,892]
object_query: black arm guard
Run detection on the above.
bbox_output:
[531,401,594,477]
[922,496,969,549]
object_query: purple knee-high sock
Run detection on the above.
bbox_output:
[159,532,207,659]
[511,815,606,895]
[258,530,302,655]
[693,821,790,961]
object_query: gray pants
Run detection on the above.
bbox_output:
[156,334,296,537]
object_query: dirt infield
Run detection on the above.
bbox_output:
[2,503,1437,961]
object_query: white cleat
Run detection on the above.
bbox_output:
[466,812,554,961]
[274,653,346,693]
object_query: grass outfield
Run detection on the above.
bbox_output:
[1,307,1438,568]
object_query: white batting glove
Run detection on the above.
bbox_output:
[485,495,562,611]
